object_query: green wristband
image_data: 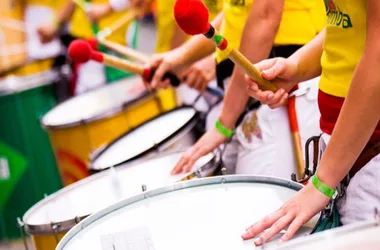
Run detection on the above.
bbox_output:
[311,175,338,199]
[215,120,234,138]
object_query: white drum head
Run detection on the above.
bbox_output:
[57,176,318,250]
[92,107,197,170]
[23,151,216,233]
[276,220,380,250]
[42,77,147,127]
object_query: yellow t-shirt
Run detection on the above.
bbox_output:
[320,0,365,98]
[70,0,131,44]
[155,0,222,53]
[216,0,327,63]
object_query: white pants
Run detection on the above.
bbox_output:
[320,134,380,225]
[206,77,321,178]
[75,61,107,95]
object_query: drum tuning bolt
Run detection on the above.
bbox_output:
[375,207,380,224]
[17,217,29,250]
[142,184,147,192]
[221,167,227,176]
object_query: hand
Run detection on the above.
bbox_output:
[241,183,329,246]
[171,128,227,174]
[142,50,184,90]
[180,55,216,92]
[37,21,59,44]
[246,57,299,109]
[86,3,112,22]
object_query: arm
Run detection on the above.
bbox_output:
[317,0,380,188]
[218,0,285,128]
[56,0,77,26]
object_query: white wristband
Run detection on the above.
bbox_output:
[109,0,129,12]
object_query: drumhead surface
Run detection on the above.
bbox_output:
[42,77,148,127]
[92,107,197,170]
[57,176,318,250]
[276,220,380,250]
[23,151,215,233]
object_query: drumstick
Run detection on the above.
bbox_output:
[68,39,180,86]
[287,96,305,180]
[97,9,138,39]
[89,38,150,63]
[173,0,276,92]
[68,40,224,97]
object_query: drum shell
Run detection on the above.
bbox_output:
[89,107,205,173]
[0,71,62,240]
[43,93,165,186]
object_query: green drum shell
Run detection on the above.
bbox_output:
[0,71,63,240]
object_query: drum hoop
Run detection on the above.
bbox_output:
[90,105,200,171]
[41,81,153,130]
[0,70,58,96]
[56,175,304,250]
[275,219,379,249]
[22,149,218,235]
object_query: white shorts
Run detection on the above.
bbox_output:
[206,77,321,178]
[320,134,380,225]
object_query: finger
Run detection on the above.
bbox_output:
[253,58,278,71]
[269,92,288,109]
[241,209,285,240]
[253,213,295,246]
[246,88,275,104]
[263,89,285,105]
[261,60,286,80]
[172,150,194,174]
[182,146,206,172]
[279,216,306,244]
[151,64,168,88]
[193,76,206,92]
[186,72,198,89]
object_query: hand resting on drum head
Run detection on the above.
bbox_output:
[171,127,227,174]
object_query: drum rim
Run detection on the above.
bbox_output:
[40,77,154,129]
[275,219,379,249]
[56,175,305,250]
[0,70,58,96]
[90,105,200,171]
[22,149,218,235]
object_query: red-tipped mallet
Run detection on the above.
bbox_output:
[68,39,180,86]
[174,0,276,92]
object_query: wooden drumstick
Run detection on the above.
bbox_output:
[94,38,150,63]
[287,96,305,180]
[68,39,180,86]
[97,9,138,39]
[174,0,276,92]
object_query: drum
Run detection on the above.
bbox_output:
[56,176,319,250]
[275,220,380,250]
[22,150,219,250]
[90,106,203,172]
[42,77,166,186]
[0,70,62,240]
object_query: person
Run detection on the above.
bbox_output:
[241,0,380,246]
[147,0,326,177]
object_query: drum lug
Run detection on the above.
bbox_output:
[375,208,380,225]
[75,216,81,224]
[51,222,61,244]
[17,217,29,250]
[142,184,147,192]
[221,167,227,176]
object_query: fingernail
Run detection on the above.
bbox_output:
[268,93,274,99]
[254,237,263,246]
[280,89,285,94]
[241,232,249,240]
[252,85,258,91]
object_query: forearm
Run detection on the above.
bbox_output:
[318,52,380,188]
[220,19,280,128]
[289,29,325,82]
[173,12,223,68]
[56,0,76,25]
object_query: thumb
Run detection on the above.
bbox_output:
[261,59,286,80]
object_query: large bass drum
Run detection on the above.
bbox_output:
[56,176,319,250]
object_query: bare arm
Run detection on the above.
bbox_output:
[219,0,285,128]
[317,0,380,188]
[56,0,77,26]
